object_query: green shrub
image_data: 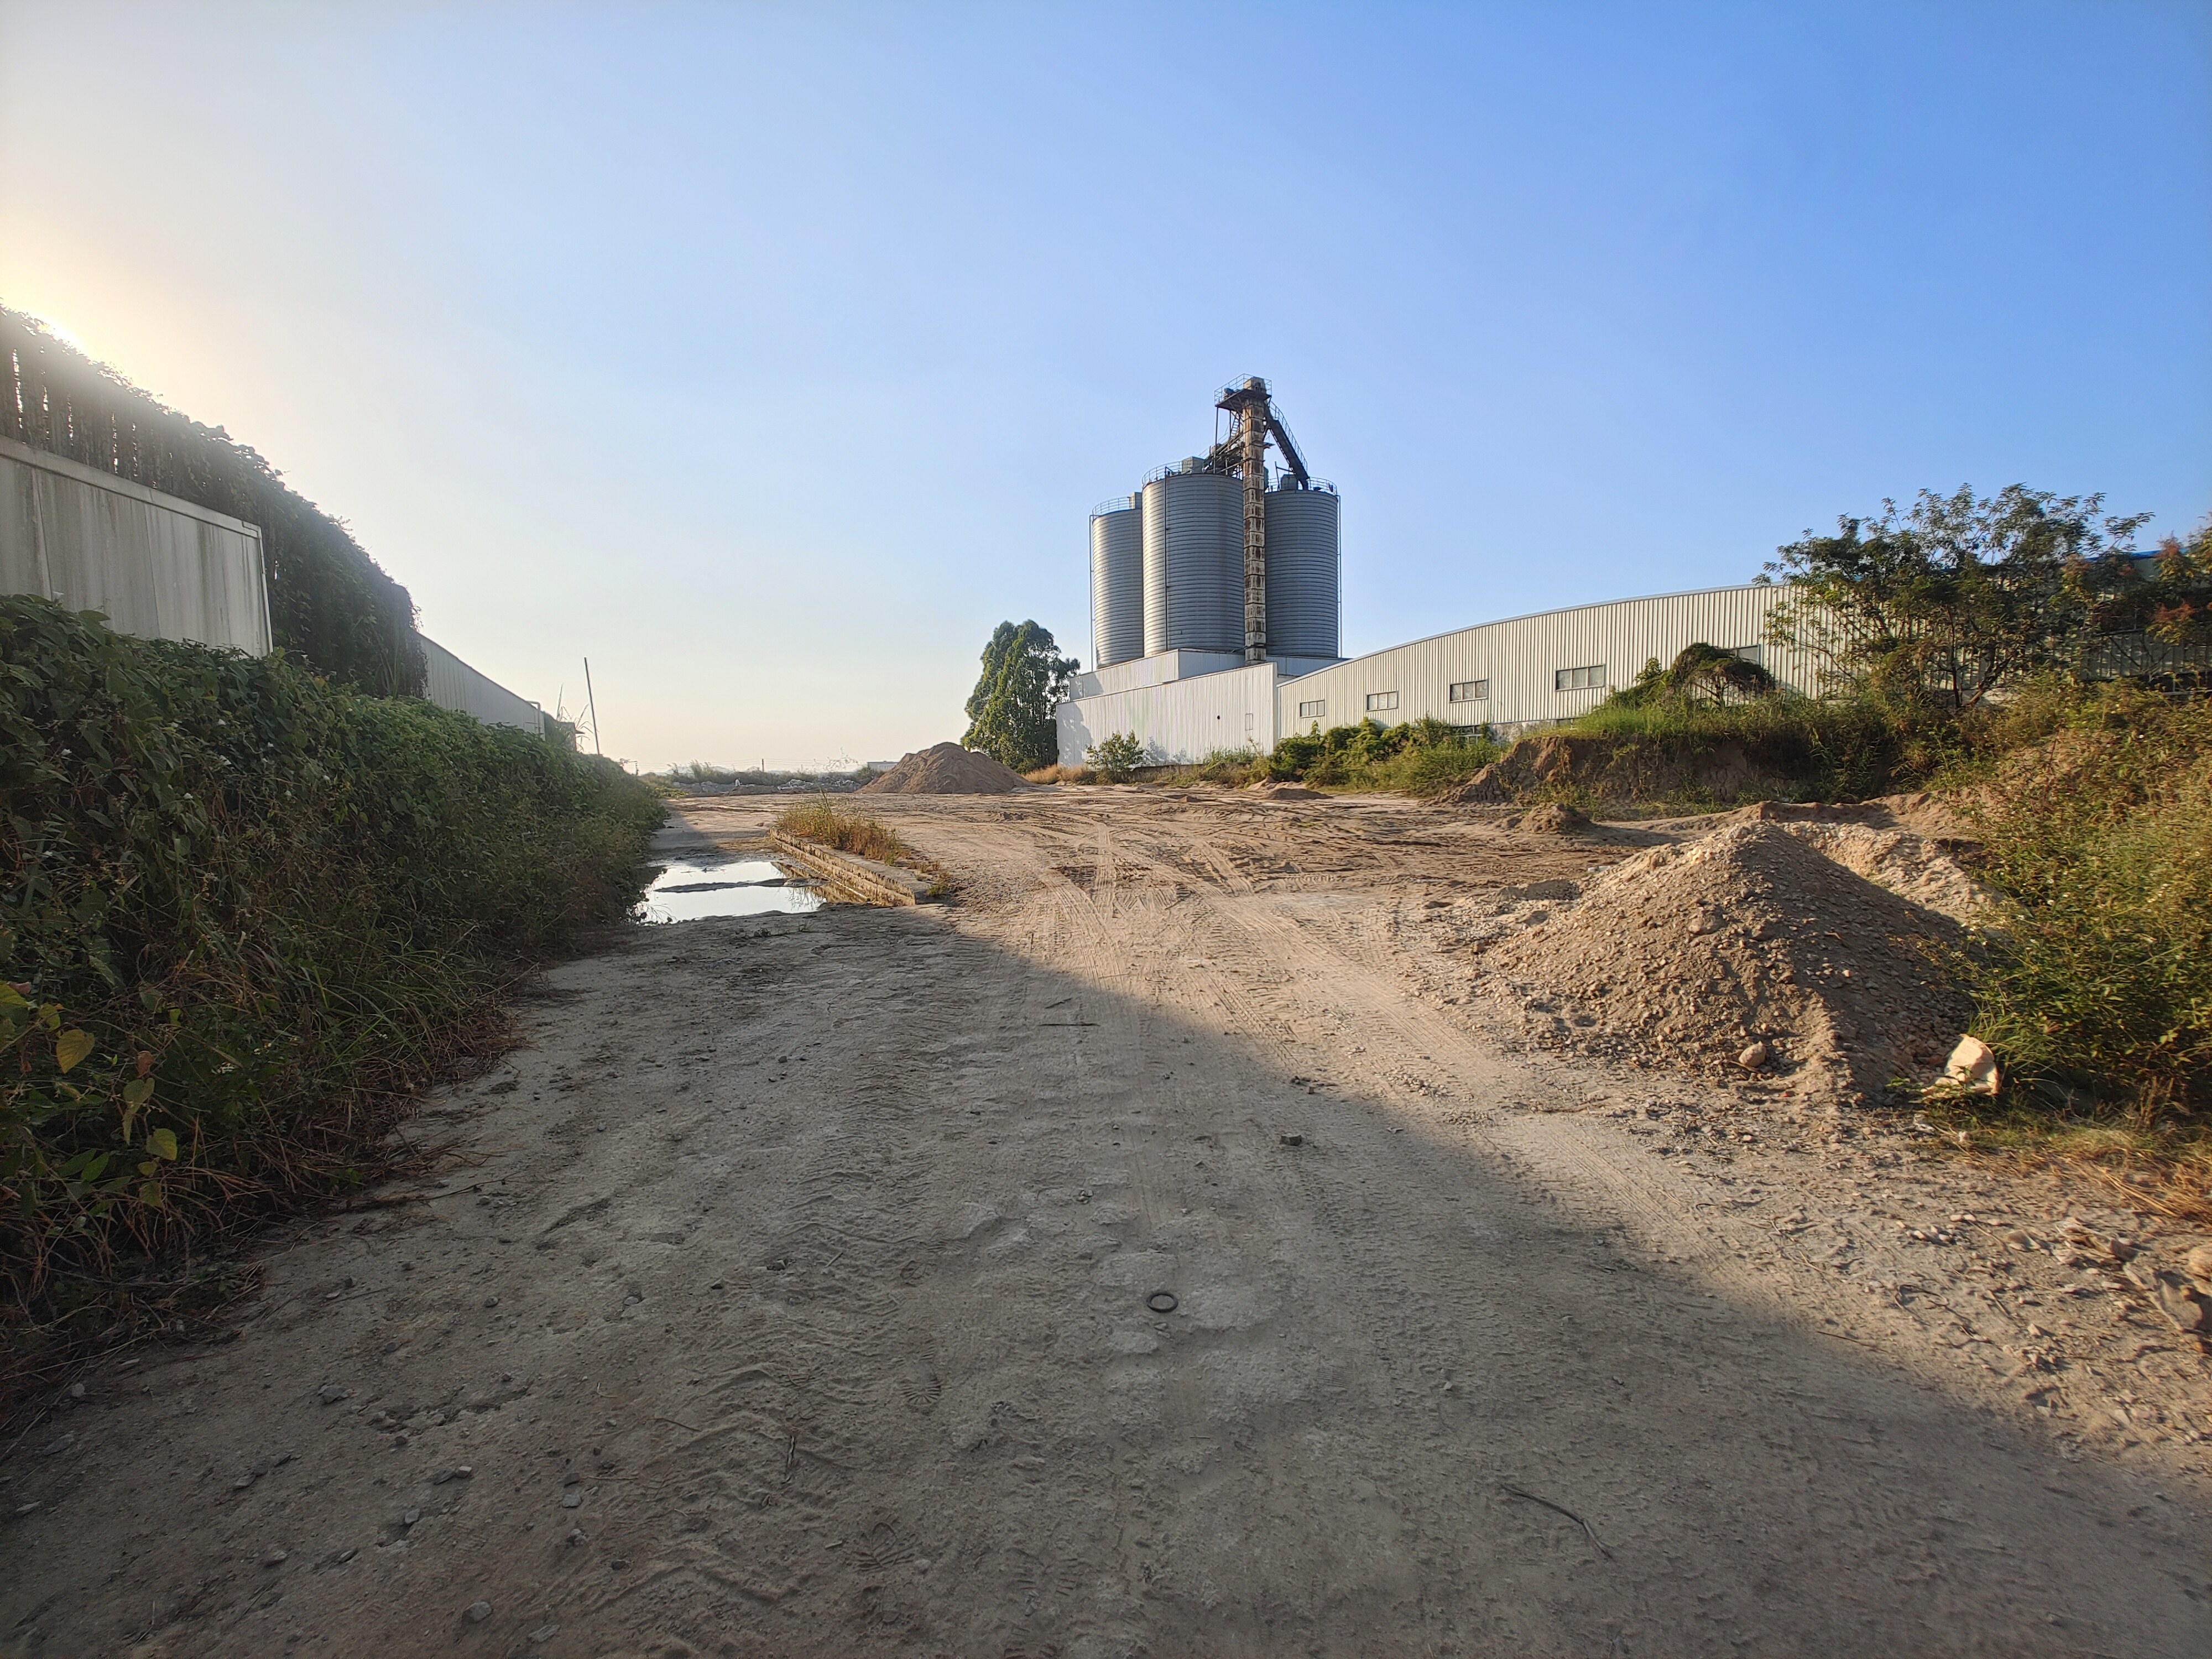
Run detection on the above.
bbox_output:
[1262,717,1501,795]
[1086,732,1147,781]
[0,598,664,1343]
[1958,684,2211,1121]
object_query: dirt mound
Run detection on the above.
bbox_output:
[1511,802,1591,834]
[1475,820,1971,1102]
[860,742,1028,795]
[1444,732,1799,808]
[1247,782,1328,801]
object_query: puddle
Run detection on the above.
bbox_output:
[633,856,823,923]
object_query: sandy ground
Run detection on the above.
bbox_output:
[5,786,2208,1658]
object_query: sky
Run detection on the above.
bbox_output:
[3,1,2208,769]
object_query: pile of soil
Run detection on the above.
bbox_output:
[1473,821,1974,1102]
[1444,732,1801,808]
[860,742,1029,795]
[1246,782,1328,801]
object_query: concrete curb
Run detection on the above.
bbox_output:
[768,832,938,907]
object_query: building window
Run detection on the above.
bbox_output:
[1554,665,1606,692]
[1365,691,1400,712]
[1729,644,1763,666]
[1297,698,1326,720]
[1449,679,1489,703]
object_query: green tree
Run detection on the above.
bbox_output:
[963,621,1079,773]
[1615,643,1781,708]
[1086,732,1146,780]
[1764,484,2152,711]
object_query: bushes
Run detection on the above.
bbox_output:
[1957,684,2211,1121]
[1265,717,1502,795]
[0,598,664,1341]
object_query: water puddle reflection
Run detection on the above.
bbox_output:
[633,855,823,923]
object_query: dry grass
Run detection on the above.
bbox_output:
[1025,763,1098,784]
[775,797,910,865]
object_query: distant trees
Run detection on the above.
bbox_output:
[1762,484,2175,711]
[962,621,1078,774]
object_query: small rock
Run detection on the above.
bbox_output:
[531,1622,564,1642]
[710,1281,726,1291]
[432,1467,471,1485]
[12,1502,41,1519]
[400,1262,414,1273]
[39,1433,75,1457]
[317,1384,349,1405]
[233,1475,255,1490]
[1279,1133,1305,1147]
[565,1528,585,1547]
[465,1601,493,1624]
[561,1491,582,1509]
[1738,1041,1771,1072]
[67,1383,85,1401]
[262,1548,287,1567]
[1940,1034,2000,1096]
[564,1470,581,1486]
[484,1296,499,1309]
[403,1509,421,1527]
[2186,1244,2212,1286]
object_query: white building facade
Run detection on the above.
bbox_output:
[1055,582,1815,767]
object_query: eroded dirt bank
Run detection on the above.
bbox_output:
[4,788,2206,1657]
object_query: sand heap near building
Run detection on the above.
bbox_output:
[860,742,1029,795]
[1474,820,1979,1102]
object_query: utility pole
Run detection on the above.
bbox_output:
[583,658,602,757]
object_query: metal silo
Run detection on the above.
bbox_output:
[1089,497,1144,667]
[1264,482,1341,659]
[1141,462,1244,655]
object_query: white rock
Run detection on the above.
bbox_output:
[1940,1035,2000,1095]
[466,1601,493,1624]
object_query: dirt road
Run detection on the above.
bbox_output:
[6,789,2207,1657]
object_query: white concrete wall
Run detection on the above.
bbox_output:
[420,636,544,734]
[0,435,271,654]
[1056,660,1278,766]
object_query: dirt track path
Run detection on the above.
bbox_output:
[5,790,2206,1657]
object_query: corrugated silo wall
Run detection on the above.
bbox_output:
[1272,585,1812,738]
[1263,487,1339,659]
[1089,504,1144,667]
[1141,471,1244,655]
[1055,661,1279,768]
[0,434,272,654]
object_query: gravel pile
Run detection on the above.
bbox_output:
[859,742,1029,795]
[1471,820,1975,1102]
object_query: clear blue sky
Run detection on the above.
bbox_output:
[4,2,2206,768]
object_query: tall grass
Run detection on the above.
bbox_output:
[1264,718,1503,795]
[775,797,909,865]
[1,598,665,1357]
[1953,684,2211,1126]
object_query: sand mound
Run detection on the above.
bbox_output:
[1247,783,1328,801]
[1475,820,1971,1102]
[860,743,1028,795]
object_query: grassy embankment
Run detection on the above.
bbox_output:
[1,598,665,1381]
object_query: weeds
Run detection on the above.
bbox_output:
[0,598,664,1368]
[775,797,910,865]
[1264,719,1502,795]
[1949,683,2211,1128]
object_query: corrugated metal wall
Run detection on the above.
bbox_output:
[1274,585,1815,737]
[0,435,272,654]
[1056,661,1278,767]
[419,637,544,735]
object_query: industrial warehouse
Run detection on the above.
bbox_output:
[1055,377,1812,766]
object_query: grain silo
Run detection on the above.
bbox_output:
[1263,482,1340,660]
[1089,496,1144,667]
[1140,461,1244,656]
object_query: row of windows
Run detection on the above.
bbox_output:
[1295,650,1755,719]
